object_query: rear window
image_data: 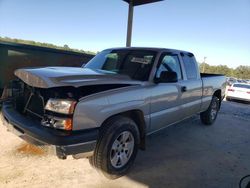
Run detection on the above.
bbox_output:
[181,53,198,80]
[233,84,250,89]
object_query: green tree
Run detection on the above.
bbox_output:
[63,44,70,49]
[234,66,250,79]
[199,63,250,78]
[0,36,96,55]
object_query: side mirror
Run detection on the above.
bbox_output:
[155,71,178,83]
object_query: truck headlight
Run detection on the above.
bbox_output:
[45,99,77,115]
[41,116,73,131]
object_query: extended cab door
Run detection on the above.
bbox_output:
[149,52,185,132]
[179,53,202,117]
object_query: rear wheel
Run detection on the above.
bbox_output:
[200,96,220,125]
[89,116,140,179]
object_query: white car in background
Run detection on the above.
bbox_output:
[226,83,250,102]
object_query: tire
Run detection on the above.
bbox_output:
[88,155,94,167]
[89,116,140,179]
[200,96,220,125]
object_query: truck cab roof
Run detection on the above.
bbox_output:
[104,47,193,55]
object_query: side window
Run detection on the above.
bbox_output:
[156,54,182,80]
[182,53,198,80]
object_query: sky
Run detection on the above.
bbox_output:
[0,0,249,68]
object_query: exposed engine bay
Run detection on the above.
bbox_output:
[5,79,131,130]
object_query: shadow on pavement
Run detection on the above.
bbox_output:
[125,115,250,188]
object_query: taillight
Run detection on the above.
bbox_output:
[228,88,235,92]
[247,91,250,94]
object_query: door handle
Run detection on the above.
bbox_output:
[181,86,187,92]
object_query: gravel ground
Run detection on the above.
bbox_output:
[0,100,249,188]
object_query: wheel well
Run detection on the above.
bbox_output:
[101,110,146,150]
[213,89,222,108]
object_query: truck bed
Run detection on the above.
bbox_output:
[200,73,226,112]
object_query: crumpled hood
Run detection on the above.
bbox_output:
[15,67,142,88]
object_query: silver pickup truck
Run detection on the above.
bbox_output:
[1,47,226,178]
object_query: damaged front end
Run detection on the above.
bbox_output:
[4,79,130,131]
[3,79,78,131]
[1,78,131,159]
[1,79,94,159]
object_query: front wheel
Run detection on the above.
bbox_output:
[89,116,140,179]
[200,96,220,125]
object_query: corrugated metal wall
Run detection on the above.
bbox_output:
[0,42,94,91]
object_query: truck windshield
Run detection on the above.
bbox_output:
[84,49,156,81]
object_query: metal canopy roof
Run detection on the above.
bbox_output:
[123,0,164,46]
[123,0,163,6]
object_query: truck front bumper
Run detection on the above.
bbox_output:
[1,102,99,159]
